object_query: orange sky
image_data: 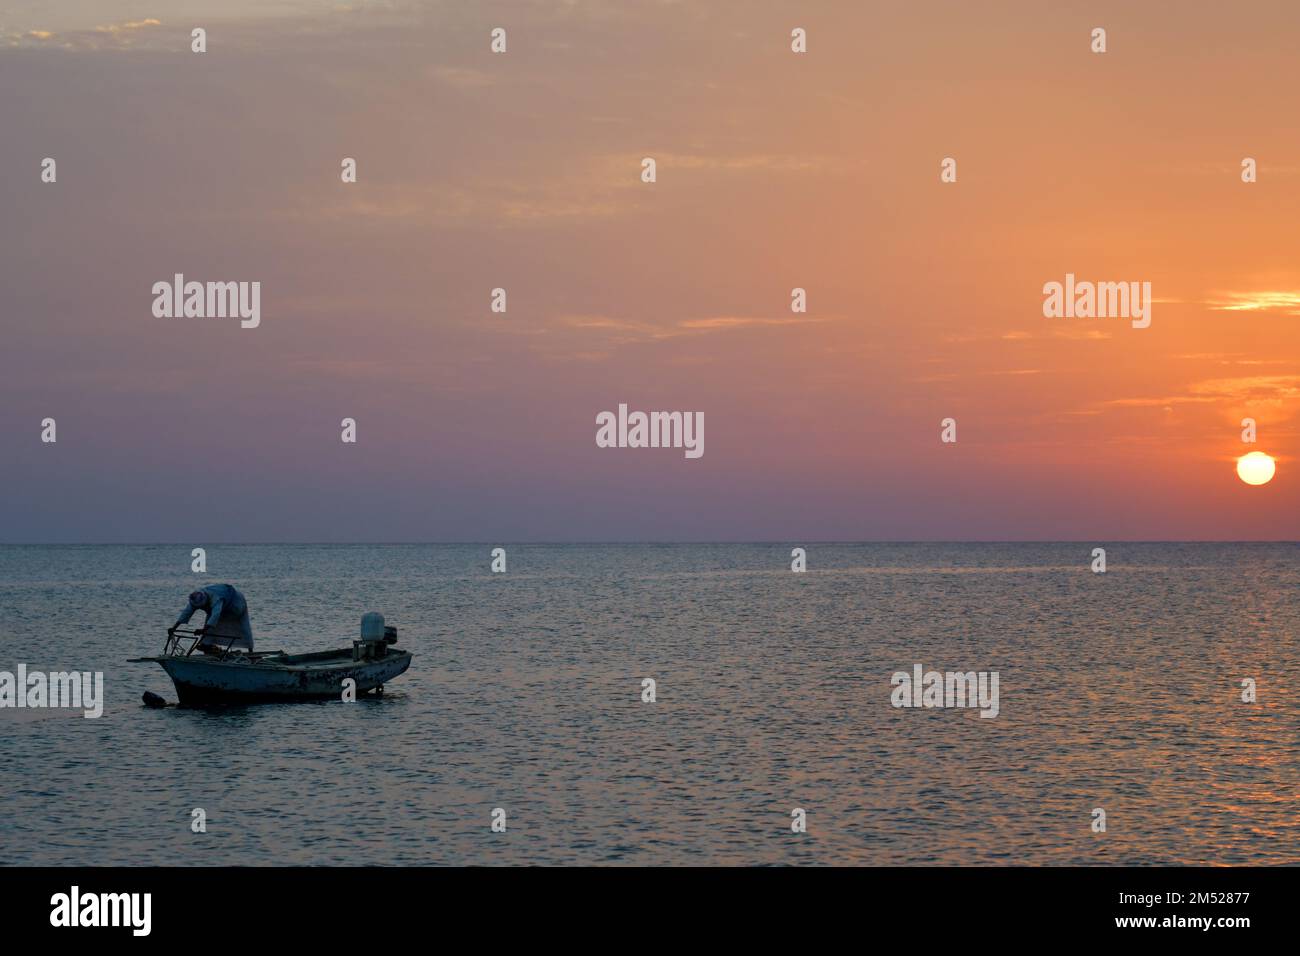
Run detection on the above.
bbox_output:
[1,1,1297,540]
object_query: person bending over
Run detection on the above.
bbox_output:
[170,584,254,655]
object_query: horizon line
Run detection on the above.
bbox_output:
[1,540,1297,547]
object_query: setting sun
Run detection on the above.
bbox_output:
[1236,451,1277,486]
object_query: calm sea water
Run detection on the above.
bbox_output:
[0,543,1295,866]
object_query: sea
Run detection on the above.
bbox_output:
[0,543,1295,866]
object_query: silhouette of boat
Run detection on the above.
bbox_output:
[129,614,411,705]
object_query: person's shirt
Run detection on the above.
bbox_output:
[174,584,245,627]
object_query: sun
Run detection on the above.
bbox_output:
[1236,451,1276,486]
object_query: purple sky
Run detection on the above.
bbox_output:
[3,1,1298,541]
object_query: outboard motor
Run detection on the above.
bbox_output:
[355,612,389,661]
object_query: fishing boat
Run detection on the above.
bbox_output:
[130,612,412,705]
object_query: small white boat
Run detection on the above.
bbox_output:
[130,614,412,705]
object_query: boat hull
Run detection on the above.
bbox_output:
[147,649,412,705]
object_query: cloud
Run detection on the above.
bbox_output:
[648,152,843,174]
[428,66,497,89]
[1176,353,1293,367]
[94,19,162,34]
[1100,375,1300,409]
[5,18,162,50]
[676,316,820,331]
[947,328,1111,344]
[1205,291,1300,316]
[529,313,827,357]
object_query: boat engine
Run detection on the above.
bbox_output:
[355,612,389,661]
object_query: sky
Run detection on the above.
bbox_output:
[1,0,1298,541]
